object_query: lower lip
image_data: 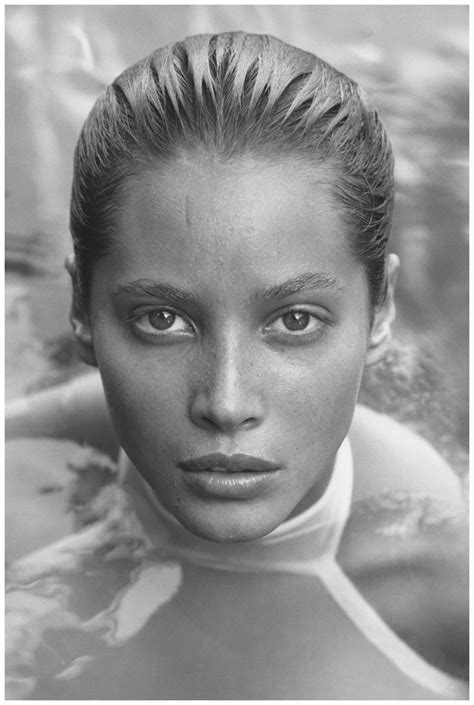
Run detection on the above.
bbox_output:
[181,470,279,499]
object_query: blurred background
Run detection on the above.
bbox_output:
[5,5,468,451]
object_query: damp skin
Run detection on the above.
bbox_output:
[85,153,374,543]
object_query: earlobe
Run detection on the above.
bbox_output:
[70,314,97,367]
[365,254,399,367]
[65,254,98,367]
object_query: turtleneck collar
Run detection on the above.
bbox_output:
[125,439,354,571]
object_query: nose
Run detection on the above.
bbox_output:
[189,339,264,434]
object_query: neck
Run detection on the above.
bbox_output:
[120,439,354,569]
[286,455,337,520]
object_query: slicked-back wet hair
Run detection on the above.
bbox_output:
[70,32,394,309]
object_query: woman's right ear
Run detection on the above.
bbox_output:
[65,255,97,367]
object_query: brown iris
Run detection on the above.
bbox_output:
[281,311,310,331]
[149,310,175,330]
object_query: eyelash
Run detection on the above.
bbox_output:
[264,307,328,342]
[125,306,329,343]
[125,307,194,341]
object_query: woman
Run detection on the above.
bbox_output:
[6,32,468,699]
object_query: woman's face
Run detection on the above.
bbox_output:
[86,153,372,542]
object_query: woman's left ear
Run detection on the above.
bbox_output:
[365,253,399,367]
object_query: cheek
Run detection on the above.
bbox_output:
[93,335,190,450]
[267,333,367,440]
[92,311,368,459]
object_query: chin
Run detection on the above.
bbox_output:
[175,503,282,544]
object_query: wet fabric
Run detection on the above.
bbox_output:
[6,440,468,700]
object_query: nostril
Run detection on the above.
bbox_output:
[193,409,260,433]
[201,415,220,430]
[189,388,264,433]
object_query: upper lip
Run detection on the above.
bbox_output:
[177,453,280,473]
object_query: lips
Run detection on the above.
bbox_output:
[177,453,280,474]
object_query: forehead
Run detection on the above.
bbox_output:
[112,152,359,287]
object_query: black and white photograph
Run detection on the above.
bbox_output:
[5,4,469,699]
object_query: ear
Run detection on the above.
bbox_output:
[65,254,97,367]
[365,253,399,367]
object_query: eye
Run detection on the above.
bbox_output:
[129,308,193,337]
[267,309,324,336]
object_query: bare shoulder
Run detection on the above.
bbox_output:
[348,403,464,504]
[6,371,119,457]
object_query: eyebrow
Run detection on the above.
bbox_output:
[114,272,340,304]
[114,280,196,305]
[255,272,340,301]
